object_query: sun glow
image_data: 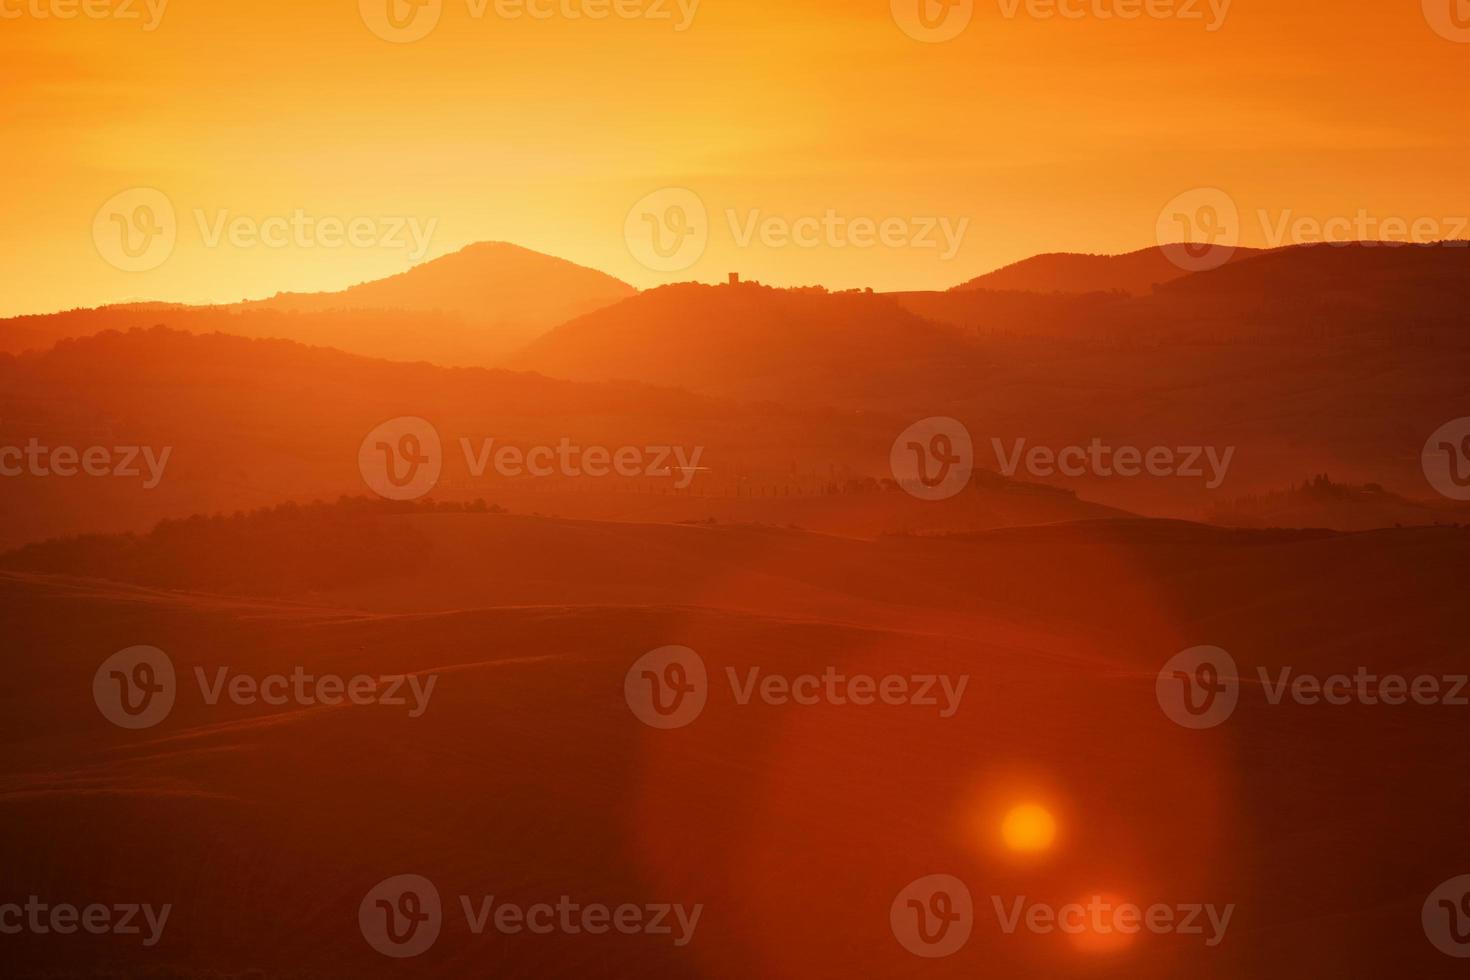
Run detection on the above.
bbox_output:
[1001,802,1057,854]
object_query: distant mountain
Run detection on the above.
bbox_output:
[0,242,636,365]
[7,244,1468,533]
[507,246,1470,523]
[512,280,979,405]
[951,245,1269,296]
[245,241,636,341]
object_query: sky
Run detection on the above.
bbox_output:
[2,0,1468,316]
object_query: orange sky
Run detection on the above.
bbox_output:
[2,0,1468,316]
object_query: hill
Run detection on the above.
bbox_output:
[511,280,979,403]
[517,246,1470,520]
[1155,239,1470,310]
[0,242,636,366]
[1207,474,1470,531]
[0,328,1122,550]
[950,245,1269,296]
[6,244,1469,530]
[245,241,635,344]
[2,514,1467,977]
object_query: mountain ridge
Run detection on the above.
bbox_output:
[951,244,1271,296]
[0,242,637,365]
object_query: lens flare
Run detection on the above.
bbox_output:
[1001,803,1057,854]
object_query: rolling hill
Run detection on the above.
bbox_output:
[2,512,1467,977]
[950,245,1270,296]
[0,327,1125,550]
[0,242,636,366]
[4,244,1468,534]
[511,279,980,403]
[515,245,1470,519]
[245,241,635,340]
